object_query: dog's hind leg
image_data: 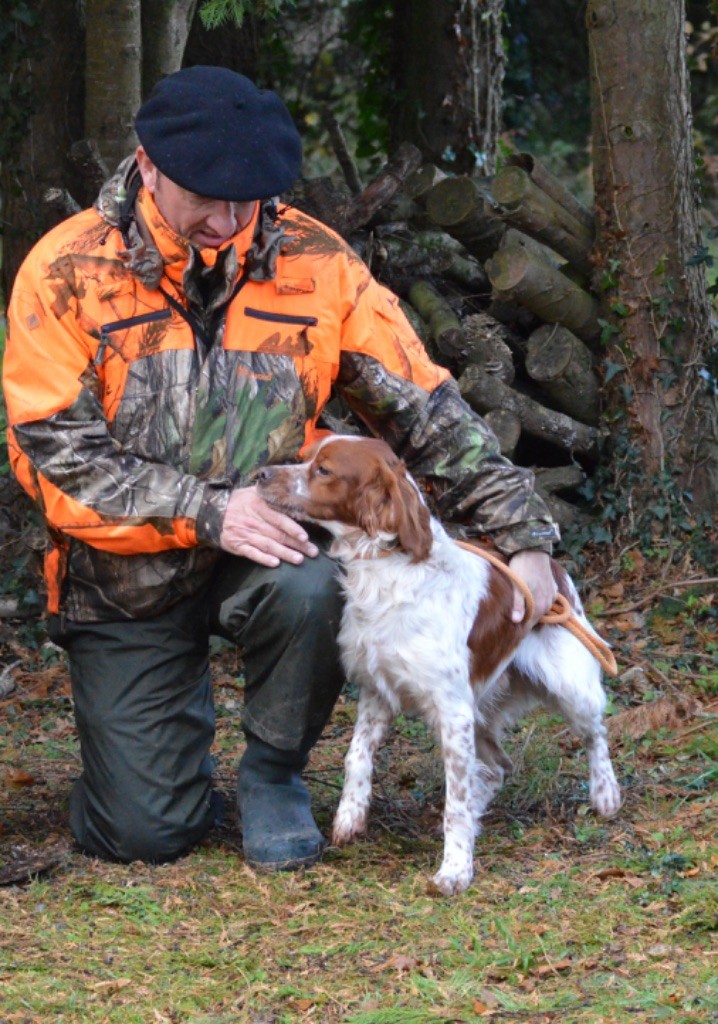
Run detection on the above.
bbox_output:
[332,686,393,846]
[511,631,622,818]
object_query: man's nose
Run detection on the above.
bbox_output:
[206,201,238,237]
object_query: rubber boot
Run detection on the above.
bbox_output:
[237,732,326,870]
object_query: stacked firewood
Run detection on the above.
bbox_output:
[293,142,604,529]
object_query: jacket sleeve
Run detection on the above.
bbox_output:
[334,256,560,556]
[3,249,229,555]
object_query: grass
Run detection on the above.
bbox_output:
[1,643,716,1024]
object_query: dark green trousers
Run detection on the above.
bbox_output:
[48,548,345,863]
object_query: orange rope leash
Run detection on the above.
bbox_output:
[455,540,618,676]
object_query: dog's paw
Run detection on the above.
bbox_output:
[590,772,622,818]
[331,806,368,846]
[428,861,474,897]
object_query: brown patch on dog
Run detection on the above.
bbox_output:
[468,567,527,683]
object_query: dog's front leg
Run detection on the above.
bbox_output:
[332,686,393,846]
[431,702,478,896]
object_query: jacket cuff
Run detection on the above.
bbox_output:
[487,517,560,558]
[195,483,231,546]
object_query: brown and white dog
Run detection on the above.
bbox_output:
[257,436,621,895]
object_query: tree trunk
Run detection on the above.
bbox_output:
[141,0,198,95]
[389,0,505,173]
[1,0,85,299]
[588,0,718,515]
[85,0,142,169]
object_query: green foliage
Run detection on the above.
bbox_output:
[198,0,293,30]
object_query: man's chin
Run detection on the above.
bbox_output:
[192,234,230,249]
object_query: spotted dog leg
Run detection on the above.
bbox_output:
[431,702,478,896]
[332,687,393,846]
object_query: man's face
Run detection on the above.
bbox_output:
[136,147,256,248]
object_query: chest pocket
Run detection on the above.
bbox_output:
[95,309,173,367]
[238,307,318,357]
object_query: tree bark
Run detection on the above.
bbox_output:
[459,366,599,455]
[1,0,85,299]
[588,0,718,513]
[141,0,198,95]
[486,244,601,343]
[526,324,600,424]
[389,0,505,174]
[85,0,142,169]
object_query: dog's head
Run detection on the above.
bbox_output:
[257,436,432,561]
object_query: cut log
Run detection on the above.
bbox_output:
[537,491,587,530]
[408,280,466,361]
[425,175,506,261]
[69,138,110,195]
[462,315,515,384]
[534,464,586,494]
[377,231,489,293]
[44,188,81,217]
[526,324,601,425]
[458,365,599,455]
[404,164,448,205]
[485,408,522,459]
[506,151,595,234]
[399,299,431,346]
[341,142,423,234]
[297,176,351,231]
[486,244,601,344]
[492,165,594,276]
[461,310,527,363]
[498,226,561,266]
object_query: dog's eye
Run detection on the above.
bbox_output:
[314,465,333,478]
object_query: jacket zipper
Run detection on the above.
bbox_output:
[244,307,318,327]
[95,309,172,365]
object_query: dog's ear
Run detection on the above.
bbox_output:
[393,471,433,561]
[356,460,432,561]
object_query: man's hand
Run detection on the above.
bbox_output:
[508,550,557,626]
[219,486,319,567]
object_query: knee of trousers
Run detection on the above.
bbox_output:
[213,550,345,643]
[70,775,215,864]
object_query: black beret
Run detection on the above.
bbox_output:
[135,65,302,202]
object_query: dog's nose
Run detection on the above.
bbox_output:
[257,467,275,484]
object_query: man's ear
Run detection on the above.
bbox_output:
[135,146,158,193]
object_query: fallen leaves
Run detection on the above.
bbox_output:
[608,693,700,741]
[4,769,37,788]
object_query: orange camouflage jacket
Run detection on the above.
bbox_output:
[4,163,558,621]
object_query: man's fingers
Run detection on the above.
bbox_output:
[220,487,320,563]
[511,588,526,623]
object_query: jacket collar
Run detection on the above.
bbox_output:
[136,187,260,290]
[96,156,292,292]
